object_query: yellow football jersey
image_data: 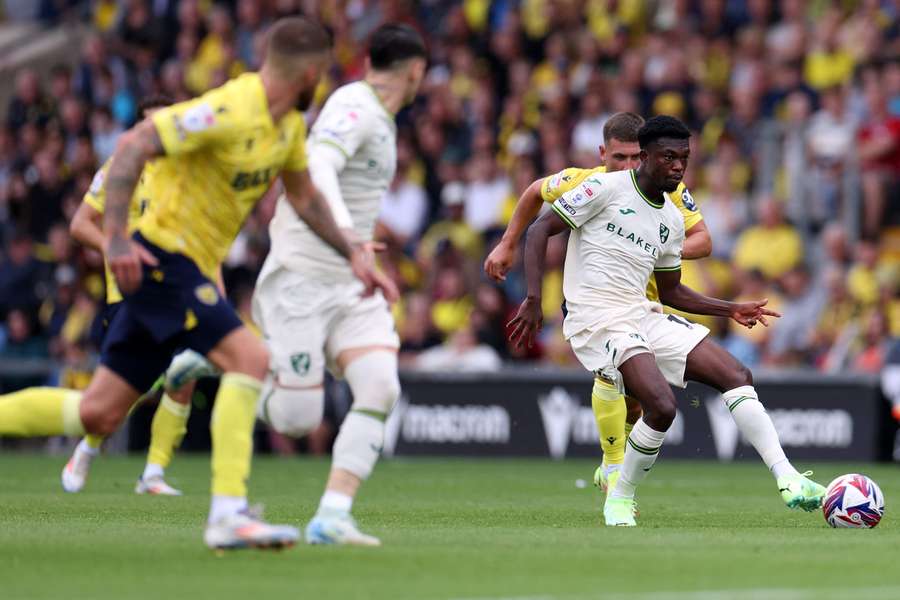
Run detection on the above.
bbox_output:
[83,158,164,304]
[540,166,703,302]
[140,72,309,280]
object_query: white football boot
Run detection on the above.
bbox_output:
[204,506,299,550]
[305,510,381,546]
[61,442,97,493]
[135,475,183,496]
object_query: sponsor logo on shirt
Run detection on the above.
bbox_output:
[680,188,697,211]
[181,102,216,133]
[558,198,577,215]
[606,222,660,257]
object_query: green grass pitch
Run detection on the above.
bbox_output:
[1,454,898,600]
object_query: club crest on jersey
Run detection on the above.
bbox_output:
[290,353,311,375]
[194,283,219,306]
[659,223,670,243]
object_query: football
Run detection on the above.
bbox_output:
[822,474,885,529]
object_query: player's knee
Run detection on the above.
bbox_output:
[231,344,269,381]
[736,363,753,387]
[79,398,125,436]
[344,350,400,414]
[259,383,324,438]
[643,395,677,430]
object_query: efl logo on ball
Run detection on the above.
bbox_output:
[822,474,884,529]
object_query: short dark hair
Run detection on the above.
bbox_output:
[267,16,332,61]
[637,115,691,148]
[138,94,173,115]
[603,112,644,144]
[369,23,427,70]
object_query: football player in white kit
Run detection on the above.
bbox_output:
[253,24,426,546]
[508,116,827,526]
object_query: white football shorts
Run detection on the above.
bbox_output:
[252,262,399,388]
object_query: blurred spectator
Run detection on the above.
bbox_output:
[463,151,510,234]
[697,161,750,260]
[805,86,857,225]
[733,197,804,281]
[847,238,882,307]
[0,308,48,392]
[377,137,428,247]
[766,266,825,367]
[851,310,892,374]
[418,182,482,264]
[0,232,41,316]
[415,323,502,372]
[6,69,53,132]
[858,79,900,238]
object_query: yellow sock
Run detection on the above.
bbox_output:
[147,393,191,469]
[592,377,627,466]
[0,387,84,437]
[84,433,105,449]
[210,373,261,497]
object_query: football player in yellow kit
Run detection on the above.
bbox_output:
[484,112,711,497]
[0,17,396,550]
[61,95,219,496]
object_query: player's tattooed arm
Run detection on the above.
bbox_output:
[282,169,399,303]
[103,119,163,293]
[654,269,781,329]
[507,209,569,348]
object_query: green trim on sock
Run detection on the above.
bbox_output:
[728,396,752,413]
[351,408,387,423]
[627,437,660,456]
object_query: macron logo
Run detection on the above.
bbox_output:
[538,387,581,459]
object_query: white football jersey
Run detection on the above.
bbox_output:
[268,81,397,279]
[551,169,685,337]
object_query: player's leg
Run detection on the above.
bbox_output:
[684,338,826,510]
[202,325,299,549]
[61,376,166,493]
[135,349,220,495]
[591,377,627,492]
[135,381,192,496]
[306,345,399,547]
[604,353,678,526]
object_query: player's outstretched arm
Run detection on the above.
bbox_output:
[507,209,569,348]
[654,269,780,329]
[282,169,399,302]
[70,202,105,253]
[485,178,545,282]
[104,119,162,293]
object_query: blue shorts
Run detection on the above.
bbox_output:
[89,301,123,349]
[100,233,242,393]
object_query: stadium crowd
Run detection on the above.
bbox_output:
[1,0,900,394]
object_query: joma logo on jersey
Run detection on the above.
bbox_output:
[231,168,275,191]
[606,222,659,257]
